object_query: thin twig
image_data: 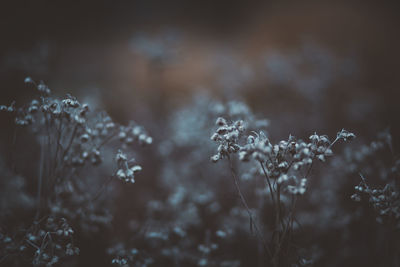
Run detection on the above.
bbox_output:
[92,174,115,202]
[259,161,276,207]
[61,123,78,160]
[227,156,272,258]
[35,137,45,221]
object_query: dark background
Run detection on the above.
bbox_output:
[1,1,399,134]
[1,1,400,266]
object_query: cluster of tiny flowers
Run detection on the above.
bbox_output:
[239,132,336,173]
[115,150,142,183]
[1,217,79,266]
[54,217,74,237]
[336,129,356,142]
[210,117,245,162]
[0,78,151,179]
[343,130,400,227]
[107,243,154,267]
[0,101,15,113]
[32,217,79,266]
[24,77,52,95]
[352,174,400,227]
[0,78,152,265]
[252,130,353,194]
[11,90,89,127]
[211,118,355,195]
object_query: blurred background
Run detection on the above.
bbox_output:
[1,1,399,136]
[1,1,400,266]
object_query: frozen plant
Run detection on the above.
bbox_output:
[347,131,399,227]
[352,173,400,227]
[0,216,79,266]
[115,150,143,184]
[211,115,355,267]
[344,130,400,266]
[0,78,152,265]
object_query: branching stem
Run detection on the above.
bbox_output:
[227,156,271,258]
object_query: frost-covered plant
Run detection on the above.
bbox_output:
[210,114,355,266]
[1,216,79,266]
[345,130,399,224]
[115,150,143,184]
[0,78,151,265]
[341,130,400,266]
[352,173,400,227]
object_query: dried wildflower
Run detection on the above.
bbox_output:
[210,115,356,265]
[210,117,244,162]
[309,132,319,143]
[24,76,34,84]
[0,101,16,113]
[0,78,153,265]
[337,129,356,142]
[352,174,400,227]
[216,117,227,126]
[239,131,271,162]
[37,81,51,95]
[115,150,142,183]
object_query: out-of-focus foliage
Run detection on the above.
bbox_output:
[1,77,399,266]
[1,2,399,266]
